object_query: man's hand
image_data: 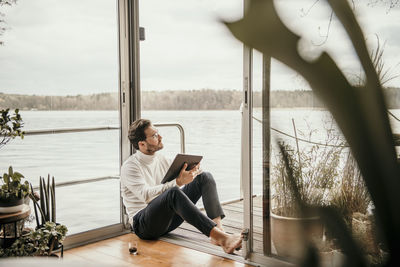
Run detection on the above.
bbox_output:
[176,163,202,186]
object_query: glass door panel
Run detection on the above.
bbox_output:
[0,0,120,235]
[139,0,243,205]
[269,60,339,261]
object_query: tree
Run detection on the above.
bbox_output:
[0,0,17,45]
[301,0,400,45]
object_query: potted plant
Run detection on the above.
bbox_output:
[0,166,30,213]
[330,153,371,227]
[330,154,383,264]
[30,175,56,226]
[29,175,67,252]
[0,221,68,257]
[271,138,344,260]
[0,174,68,257]
[0,108,27,213]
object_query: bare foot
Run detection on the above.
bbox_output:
[211,238,219,246]
[210,228,242,254]
[220,233,242,254]
[210,229,234,246]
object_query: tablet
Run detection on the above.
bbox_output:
[161,154,203,184]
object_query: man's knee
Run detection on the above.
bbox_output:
[166,186,181,194]
[165,186,185,200]
[198,171,216,186]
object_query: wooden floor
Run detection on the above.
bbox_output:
[62,196,262,266]
[62,233,250,267]
[166,195,264,253]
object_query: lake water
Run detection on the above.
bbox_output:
[2,109,400,234]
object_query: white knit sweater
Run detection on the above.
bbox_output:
[120,150,177,226]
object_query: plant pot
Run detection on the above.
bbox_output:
[271,210,324,260]
[0,195,24,213]
[319,250,345,267]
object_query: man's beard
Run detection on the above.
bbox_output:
[146,142,163,154]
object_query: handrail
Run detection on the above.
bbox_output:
[154,123,185,154]
[32,175,120,190]
[24,126,119,136]
[252,116,350,148]
[55,175,119,188]
[253,116,400,147]
[24,123,186,153]
[24,123,186,190]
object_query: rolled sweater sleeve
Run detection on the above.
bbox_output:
[122,164,176,203]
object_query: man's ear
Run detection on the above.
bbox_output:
[138,140,146,148]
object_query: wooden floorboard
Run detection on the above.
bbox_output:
[62,196,263,266]
[223,206,262,218]
[162,196,266,255]
[63,233,250,267]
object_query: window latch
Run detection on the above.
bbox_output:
[242,228,249,241]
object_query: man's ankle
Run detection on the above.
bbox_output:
[209,226,226,244]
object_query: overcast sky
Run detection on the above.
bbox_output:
[0,0,399,95]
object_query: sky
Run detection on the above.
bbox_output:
[0,0,400,96]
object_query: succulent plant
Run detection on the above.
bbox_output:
[0,222,68,257]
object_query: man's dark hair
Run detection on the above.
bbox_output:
[128,119,152,150]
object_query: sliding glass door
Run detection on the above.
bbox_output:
[0,0,122,241]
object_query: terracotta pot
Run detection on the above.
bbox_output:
[271,211,324,260]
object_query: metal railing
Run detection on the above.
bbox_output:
[253,115,400,147]
[154,123,185,154]
[31,176,120,190]
[24,123,185,188]
[24,126,120,136]
[24,123,185,152]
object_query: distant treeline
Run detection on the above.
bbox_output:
[142,90,242,110]
[0,93,119,110]
[1,87,400,110]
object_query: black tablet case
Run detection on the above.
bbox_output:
[161,154,203,184]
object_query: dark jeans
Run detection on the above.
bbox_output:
[132,172,225,240]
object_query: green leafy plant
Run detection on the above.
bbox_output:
[0,108,27,201]
[0,108,24,149]
[0,222,68,257]
[0,166,30,200]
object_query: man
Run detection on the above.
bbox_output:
[121,119,242,254]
